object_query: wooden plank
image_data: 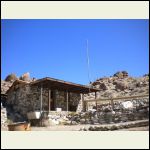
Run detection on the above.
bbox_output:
[40,85,43,127]
[66,90,69,112]
[48,89,51,113]
[85,94,149,102]
[40,85,43,112]
[30,77,100,93]
[81,93,86,112]
[54,90,57,110]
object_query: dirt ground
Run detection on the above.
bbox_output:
[2,120,149,131]
[30,125,149,131]
[1,125,149,131]
[117,126,149,131]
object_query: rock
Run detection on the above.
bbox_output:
[5,73,18,82]
[71,121,78,125]
[113,71,128,78]
[121,101,133,109]
[1,106,8,130]
[41,119,51,127]
[20,72,31,81]
[99,83,108,90]
[1,80,13,94]
[136,81,143,87]
[80,119,86,124]
[113,71,124,78]
[114,81,128,91]
[122,71,128,77]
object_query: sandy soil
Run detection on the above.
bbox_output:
[30,125,149,131]
[2,120,149,131]
[117,126,149,131]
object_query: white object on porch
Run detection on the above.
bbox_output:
[27,111,41,119]
[55,108,62,112]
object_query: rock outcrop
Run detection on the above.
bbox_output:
[19,72,31,81]
[5,73,18,82]
[85,71,149,100]
[1,80,13,94]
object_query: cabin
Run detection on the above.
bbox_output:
[6,77,100,121]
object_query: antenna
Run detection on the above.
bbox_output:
[86,39,92,86]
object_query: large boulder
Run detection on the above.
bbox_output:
[121,101,133,109]
[114,81,128,91]
[113,71,128,78]
[20,72,31,81]
[99,83,108,90]
[122,71,128,77]
[5,73,18,82]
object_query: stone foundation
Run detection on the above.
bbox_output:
[1,103,8,130]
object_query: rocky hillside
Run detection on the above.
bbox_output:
[1,71,149,97]
[85,71,149,100]
[1,72,36,94]
[1,80,13,94]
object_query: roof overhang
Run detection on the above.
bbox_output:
[30,77,100,94]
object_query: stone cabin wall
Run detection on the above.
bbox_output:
[6,83,81,120]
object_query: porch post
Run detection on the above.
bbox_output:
[54,90,57,110]
[82,93,86,112]
[66,90,69,112]
[40,85,43,114]
[48,89,51,114]
[40,84,43,126]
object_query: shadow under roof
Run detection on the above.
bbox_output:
[30,77,100,94]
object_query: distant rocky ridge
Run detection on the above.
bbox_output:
[1,71,149,97]
[84,71,149,100]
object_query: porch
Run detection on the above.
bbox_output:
[30,77,100,113]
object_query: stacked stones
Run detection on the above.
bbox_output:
[66,97,149,125]
[79,120,149,131]
[1,103,8,130]
[6,82,81,123]
[7,83,32,122]
[1,80,13,94]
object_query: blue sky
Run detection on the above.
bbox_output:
[1,19,149,84]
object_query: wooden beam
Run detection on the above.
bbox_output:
[66,90,69,112]
[40,85,43,113]
[68,92,70,111]
[54,90,57,110]
[48,89,51,114]
[40,85,43,127]
[82,94,86,112]
[80,93,83,112]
